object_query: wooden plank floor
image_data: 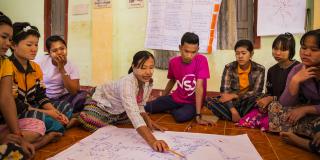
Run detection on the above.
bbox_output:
[33,90,319,160]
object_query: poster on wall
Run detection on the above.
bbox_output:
[145,0,222,53]
[72,4,89,15]
[128,0,144,8]
[257,0,306,36]
[94,0,112,9]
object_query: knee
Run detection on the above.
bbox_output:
[172,111,194,123]
[268,101,282,113]
[22,131,42,143]
[19,118,46,142]
[204,97,215,108]
[144,102,159,113]
[205,97,227,110]
[144,103,152,113]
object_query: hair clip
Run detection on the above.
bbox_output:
[284,32,293,40]
[23,26,32,32]
[284,32,292,36]
[15,25,39,36]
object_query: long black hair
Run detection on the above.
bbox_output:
[128,51,154,74]
[0,11,12,27]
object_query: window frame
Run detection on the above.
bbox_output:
[253,0,261,49]
[44,0,68,51]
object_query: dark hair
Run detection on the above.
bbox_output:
[0,11,12,27]
[12,22,40,44]
[46,35,67,51]
[234,39,254,53]
[300,29,320,49]
[181,32,199,46]
[272,32,296,60]
[128,50,155,74]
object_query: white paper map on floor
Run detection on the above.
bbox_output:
[48,126,262,160]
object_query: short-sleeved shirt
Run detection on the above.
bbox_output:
[0,56,13,124]
[168,54,210,104]
[0,56,13,79]
[35,54,80,98]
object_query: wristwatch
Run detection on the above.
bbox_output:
[195,113,202,118]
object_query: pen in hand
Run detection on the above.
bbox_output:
[168,148,186,159]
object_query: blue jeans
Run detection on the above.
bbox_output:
[145,95,196,122]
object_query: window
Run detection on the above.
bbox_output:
[44,0,68,51]
[217,0,260,49]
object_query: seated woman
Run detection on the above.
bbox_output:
[1,13,60,153]
[237,33,299,131]
[35,35,87,114]
[0,12,34,159]
[268,29,320,154]
[78,51,169,152]
[10,22,71,135]
[205,39,265,122]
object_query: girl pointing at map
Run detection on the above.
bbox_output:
[78,51,169,152]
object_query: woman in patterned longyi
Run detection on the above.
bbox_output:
[78,51,170,152]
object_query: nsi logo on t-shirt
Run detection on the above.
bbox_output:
[176,74,196,96]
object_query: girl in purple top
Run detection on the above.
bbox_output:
[269,29,320,154]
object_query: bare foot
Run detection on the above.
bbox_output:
[71,112,80,118]
[47,132,63,143]
[230,108,241,122]
[33,132,63,149]
[280,132,310,151]
[66,117,80,129]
